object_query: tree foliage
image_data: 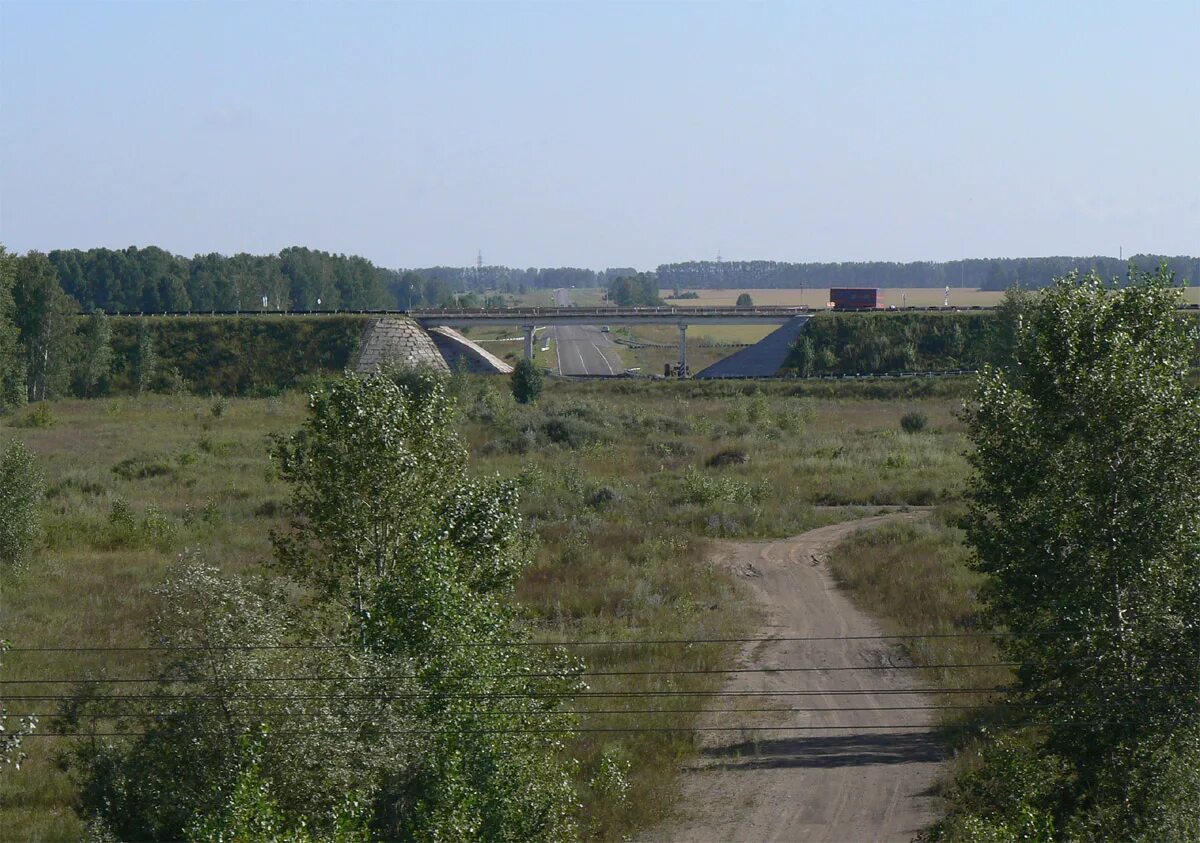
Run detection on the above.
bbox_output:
[1,640,37,770]
[0,438,42,570]
[75,310,113,397]
[511,357,544,404]
[606,273,662,307]
[133,321,158,396]
[12,252,78,401]
[69,373,581,840]
[0,248,26,410]
[945,266,1200,838]
[656,255,1200,291]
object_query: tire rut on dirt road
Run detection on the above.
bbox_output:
[643,512,946,843]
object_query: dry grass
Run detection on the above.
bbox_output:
[1,378,972,839]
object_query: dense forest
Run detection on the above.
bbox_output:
[41,246,628,313]
[655,255,1200,291]
[16,246,1200,316]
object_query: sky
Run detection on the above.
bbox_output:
[1,1,1197,271]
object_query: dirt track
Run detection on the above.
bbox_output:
[643,513,945,843]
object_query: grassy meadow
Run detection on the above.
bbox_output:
[1,376,977,839]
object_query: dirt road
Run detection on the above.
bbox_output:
[644,513,945,843]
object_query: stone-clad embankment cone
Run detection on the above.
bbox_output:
[354,316,451,375]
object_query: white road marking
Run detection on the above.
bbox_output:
[591,343,615,375]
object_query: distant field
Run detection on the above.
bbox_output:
[465,285,1198,310]
[614,325,773,375]
[663,287,1005,308]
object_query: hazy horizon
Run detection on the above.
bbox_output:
[3,1,1197,270]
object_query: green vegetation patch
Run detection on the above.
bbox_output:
[108,315,366,395]
[783,312,1000,376]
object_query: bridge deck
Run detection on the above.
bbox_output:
[409,305,813,327]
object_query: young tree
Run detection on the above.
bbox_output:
[963,266,1200,835]
[271,373,580,839]
[735,292,754,307]
[1,641,37,770]
[133,321,158,395]
[0,438,42,570]
[511,357,544,404]
[64,558,411,840]
[0,248,25,410]
[12,252,77,401]
[74,309,113,397]
[70,374,580,840]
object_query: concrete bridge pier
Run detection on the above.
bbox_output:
[679,323,689,377]
[522,325,536,360]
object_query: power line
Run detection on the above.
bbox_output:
[18,725,947,738]
[0,632,1066,652]
[16,718,1148,739]
[0,686,1011,702]
[0,662,1019,685]
[6,703,1048,718]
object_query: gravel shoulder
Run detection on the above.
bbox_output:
[642,513,946,843]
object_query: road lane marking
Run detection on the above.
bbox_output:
[591,343,615,375]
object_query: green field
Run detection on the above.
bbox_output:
[1,377,975,839]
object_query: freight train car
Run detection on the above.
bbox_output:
[829,288,878,310]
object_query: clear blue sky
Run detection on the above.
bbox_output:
[2,1,1196,270]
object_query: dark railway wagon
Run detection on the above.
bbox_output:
[829,288,878,310]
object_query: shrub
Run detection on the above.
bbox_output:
[646,440,698,458]
[511,358,544,404]
[707,447,749,468]
[540,416,608,449]
[0,439,42,569]
[735,293,754,307]
[112,456,175,481]
[586,485,623,509]
[900,411,928,433]
[11,403,55,428]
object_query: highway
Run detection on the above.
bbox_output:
[551,289,627,376]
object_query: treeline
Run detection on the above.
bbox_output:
[782,312,1004,376]
[606,273,663,306]
[656,255,1200,291]
[49,246,392,312]
[0,248,367,403]
[783,292,1200,377]
[40,246,639,313]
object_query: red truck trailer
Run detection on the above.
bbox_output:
[829,288,878,310]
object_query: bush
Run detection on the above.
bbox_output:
[707,447,749,467]
[112,456,175,481]
[10,403,55,428]
[900,411,928,433]
[110,315,365,396]
[0,439,42,569]
[735,293,754,307]
[646,440,698,458]
[585,485,623,509]
[540,416,608,449]
[511,358,544,404]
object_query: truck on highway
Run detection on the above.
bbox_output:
[829,288,878,310]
